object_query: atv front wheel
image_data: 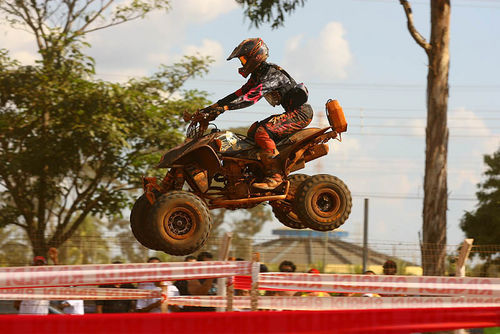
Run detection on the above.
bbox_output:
[295,174,352,231]
[148,191,212,255]
[271,173,310,229]
[130,194,164,250]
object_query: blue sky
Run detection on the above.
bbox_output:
[1,0,499,247]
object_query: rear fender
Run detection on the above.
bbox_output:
[279,127,337,172]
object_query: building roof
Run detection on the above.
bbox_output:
[253,230,417,272]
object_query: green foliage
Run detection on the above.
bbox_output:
[0,49,212,256]
[56,216,112,265]
[236,0,306,29]
[460,147,500,258]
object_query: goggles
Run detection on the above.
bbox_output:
[239,56,247,66]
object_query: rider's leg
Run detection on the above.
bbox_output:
[252,104,314,190]
[252,126,283,190]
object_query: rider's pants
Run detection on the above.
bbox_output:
[248,103,313,153]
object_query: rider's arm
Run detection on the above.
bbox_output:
[216,76,260,111]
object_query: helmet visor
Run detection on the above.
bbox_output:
[239,56,247,66]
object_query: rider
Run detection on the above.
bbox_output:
[196,38,313,190]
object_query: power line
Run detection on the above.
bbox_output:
[95,72,500,92]
[352,193,476,201]
[354,0,500,9]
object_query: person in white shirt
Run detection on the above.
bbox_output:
[14,256,51,315]
[60,300,84,314]
[135,257,180,313]
[16,300,50,315]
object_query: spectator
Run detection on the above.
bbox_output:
[268,260,300,297]
[13,255,51,314]
[175,251,216,312]
[383,260,397,275]
[381,260,403,297]
[59,300,84,315]
[184,255,196,262]
[279,260,296,273]
[259,263,269,273]
[136,257,179,313]
[45,247,85,315]
[95,261,136,313]
[303,268,328,297]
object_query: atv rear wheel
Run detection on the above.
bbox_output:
[271,174,310,229]
[295,174,352,231]
[130,194,163,250]
[148,191,212,256]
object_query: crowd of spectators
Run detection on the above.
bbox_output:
[11,249,401,314]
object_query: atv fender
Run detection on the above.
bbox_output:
[157,139,221,177]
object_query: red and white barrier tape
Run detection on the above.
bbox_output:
[234,273,500,296]
[168,295,500,310]
[0,261,252,289]
[0,287,161,300]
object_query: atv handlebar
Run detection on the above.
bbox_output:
[186,118,209,139]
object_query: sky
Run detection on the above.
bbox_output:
[1,0,499,249]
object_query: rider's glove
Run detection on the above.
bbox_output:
[201,105,225,121]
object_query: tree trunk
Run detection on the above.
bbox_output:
[422,1,450,276]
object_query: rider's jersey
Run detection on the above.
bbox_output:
[217,62,295,111]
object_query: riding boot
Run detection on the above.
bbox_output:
[253,150,283,190]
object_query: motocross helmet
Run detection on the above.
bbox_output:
[227,38,269,78]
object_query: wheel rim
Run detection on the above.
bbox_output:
[312,189,341,218]
[164,208,197,240]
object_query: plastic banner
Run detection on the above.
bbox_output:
[168,295,500,310]
[0,287,161,300]
[234,273,500,296]
[0,261,253,289]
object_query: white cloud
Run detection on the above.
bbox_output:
[174,0,239,24]
[182,39,224,66]
[282,22,352,80]
[447,107,498,191]
[0,25,39,65]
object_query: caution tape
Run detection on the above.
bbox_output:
[167,295,500,310]
[234,273,500,297]
[0,287,161,300]
[0,261,253,289]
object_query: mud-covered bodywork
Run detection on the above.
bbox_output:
[132,100,351,256]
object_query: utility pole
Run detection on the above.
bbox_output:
[362,198,369,273]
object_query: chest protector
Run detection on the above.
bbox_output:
[263,64,308,110]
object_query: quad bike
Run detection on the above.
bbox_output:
[130,99,352,255]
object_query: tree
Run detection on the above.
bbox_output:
[0,226,30,266]
[460,148,500,276]
[0,1,213,258]
[56,216,112,265]
[400,0,451,276]
[236,0,305,29]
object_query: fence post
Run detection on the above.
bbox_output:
[160,281,169,313]
[455,238,474,277]
[250,252,260,311]
[217,232,233,312]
